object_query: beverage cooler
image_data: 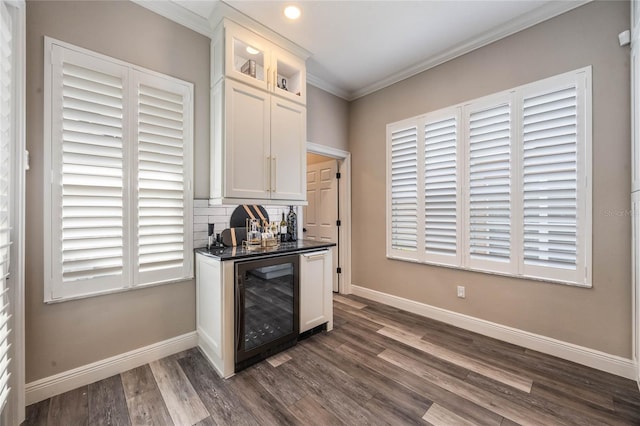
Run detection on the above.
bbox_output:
[234,254,300,371]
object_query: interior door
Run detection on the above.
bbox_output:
[304,159,339,291]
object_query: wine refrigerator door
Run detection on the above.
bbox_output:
[235,254,299,364]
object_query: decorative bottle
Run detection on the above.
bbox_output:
[280,213,287,242]
[287,206,297,242]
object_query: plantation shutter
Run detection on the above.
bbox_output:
[48,45,130,300]
[0,1,13,411]
[134,72,192,286]
[424,113,459,264]
[388,123,419,257]
[521,81,583,283]
[467,100,514,273]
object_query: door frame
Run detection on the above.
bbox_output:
[306,142,352,294]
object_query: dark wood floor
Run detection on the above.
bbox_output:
[24,294,640,425]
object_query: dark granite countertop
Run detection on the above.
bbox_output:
[194,240,336,261]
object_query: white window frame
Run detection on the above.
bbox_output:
[44,37,194,302]
[386,67,592,287]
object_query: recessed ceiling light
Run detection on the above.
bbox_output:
[246,46,260,55]
[284,5,301,20]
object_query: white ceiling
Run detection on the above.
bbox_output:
[169,0,588,100]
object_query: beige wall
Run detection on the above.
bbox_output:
[307,84,350,151]
[25,1,210,382]
[349,1,632,357]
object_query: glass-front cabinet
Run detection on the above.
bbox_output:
[214,19,306,105]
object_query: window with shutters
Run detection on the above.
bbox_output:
[386,67,591,287]
[465,97,514,274]
[423,110,461,266]
[44,38,194,302]
[387,120,419,260]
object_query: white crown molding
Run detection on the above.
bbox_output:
[132,0,590,101]
[306,73,351,100]
[132,0,213,38]
[211,1,311,60]
[348,0,591,101]
[351,285,636,379]
[25,332,198,405]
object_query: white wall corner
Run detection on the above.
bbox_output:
[25,331,198,405]
[350,285,636,380]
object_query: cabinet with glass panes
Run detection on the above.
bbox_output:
[211,19,306,105]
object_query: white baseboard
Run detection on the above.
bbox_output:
[25,331,198,405]
[350,285,636,380]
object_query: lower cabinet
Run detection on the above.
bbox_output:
[195,248,333,378]
[299,249,333,333]
[195,253,235,378]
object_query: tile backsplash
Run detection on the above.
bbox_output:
[193,199,288,248]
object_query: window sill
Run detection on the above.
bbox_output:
[385,255,591,289]
[44,275,195,304]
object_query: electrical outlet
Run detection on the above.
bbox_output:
[457,285,466,299]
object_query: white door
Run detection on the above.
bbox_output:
[304,159,339,291]
[270,96,306,200]
[224,79,271,200]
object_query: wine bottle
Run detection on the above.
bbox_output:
[287,206,297,242]
[280,212,287,242]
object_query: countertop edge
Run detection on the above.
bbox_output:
[194,241,336,261]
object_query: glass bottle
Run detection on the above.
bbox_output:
[287,206,297,242]
[280,212,287,242]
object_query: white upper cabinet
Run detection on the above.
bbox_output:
[270,96,306,200]
[213,19,306,105]
[210,19,307,205]
[218,80,271,200]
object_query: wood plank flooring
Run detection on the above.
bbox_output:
[24,294,640,425]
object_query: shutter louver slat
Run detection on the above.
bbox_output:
[137,83,186,274]
[425,116,457,257]
[59,58,125,284]
[468,103,511,263]
[523,86,578,270]
[390,126,418,252]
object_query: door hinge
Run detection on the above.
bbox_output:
[336,220,341,227]
[337,267,342,274]
[336,172,341,179]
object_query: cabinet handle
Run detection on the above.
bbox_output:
[273,69,277,91]
[302,250,329,259]
[266,67,271,89]
[272,156,277,192]
[265,156,271,192]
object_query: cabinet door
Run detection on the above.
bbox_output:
[225,80,271,200]
[224,21,271,92]
[272,46,306,105]
[270,97,306,201]
[300,250,332,333]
